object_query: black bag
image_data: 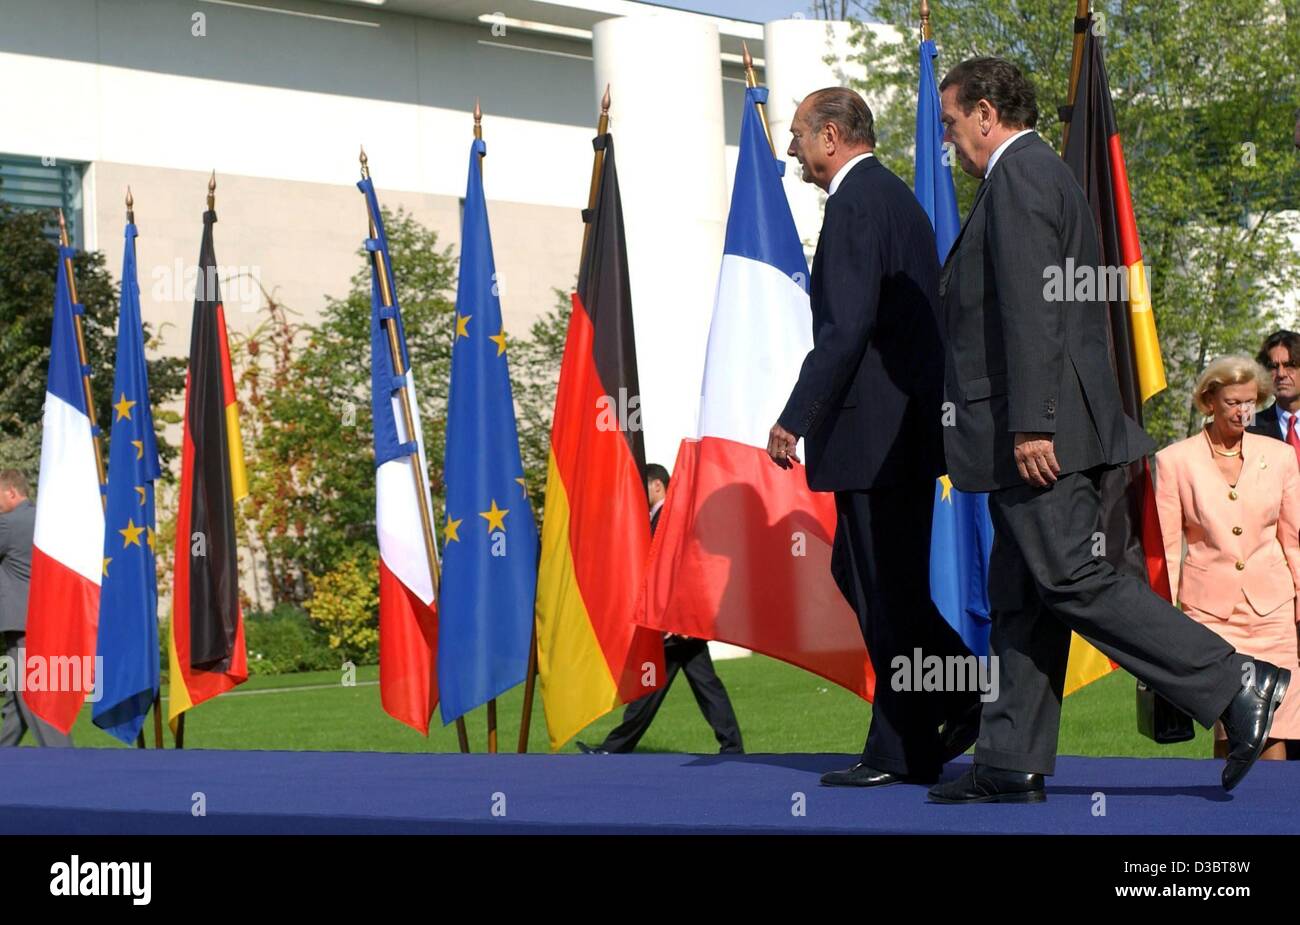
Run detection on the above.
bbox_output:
[1136,681,1195,744]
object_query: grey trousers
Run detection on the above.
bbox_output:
[976,468,1245,775]
[0,631,73,747]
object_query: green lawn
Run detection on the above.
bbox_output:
[54,654,1215,757]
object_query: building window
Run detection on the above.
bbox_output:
[0,154,87,248]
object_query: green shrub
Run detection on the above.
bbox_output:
[244,604,341,676]
[304,548,380,666]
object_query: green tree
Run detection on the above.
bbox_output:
[848,0,1300,446]
[0,201,185,480]
[239,206,458,605]
[509,286,572,523]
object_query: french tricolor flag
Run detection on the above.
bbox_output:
[24,244,106,734]
[359,175,440,734]
[638,86,874,701]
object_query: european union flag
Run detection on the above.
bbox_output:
[93,219,161,743]
[916,37,993,656]
[438,138,538,724]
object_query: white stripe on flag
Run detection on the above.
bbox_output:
[697,254,812,449]
[376,371,436,605]
[32,391,104,585]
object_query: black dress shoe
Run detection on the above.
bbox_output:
[1220,661,1291,792]
[575,741,610,755]
[819,762,937,787]
[939,700,982,763]
[927,764,1046,803]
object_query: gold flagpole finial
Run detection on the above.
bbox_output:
[601,83,611,118]
[921,0,931,42]
[741,41,775,155]
[474,97,483,141]
[126,186,134,224]
[57,208,69,246]
[207,170,216,211]
[360,145,370,179]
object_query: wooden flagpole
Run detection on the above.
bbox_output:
[1061,0,1091,152]
[473,99,500,755]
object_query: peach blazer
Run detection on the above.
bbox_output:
[1155,430,1300,621]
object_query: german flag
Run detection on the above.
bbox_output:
[1062,15,1170,695]
[535,133,664,750]
[167,205,248,729]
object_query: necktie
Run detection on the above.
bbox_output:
[1286,414,1300,462]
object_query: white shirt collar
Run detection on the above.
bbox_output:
[827,152,874,197]
[984,129,1035,179]
[1278,406,1294,437]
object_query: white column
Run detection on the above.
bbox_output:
[763,19,894,253]
[591,14,728,472]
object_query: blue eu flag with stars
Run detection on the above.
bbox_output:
[93,219,161,744]
[438,138,538,725]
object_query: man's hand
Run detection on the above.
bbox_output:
[1014,432,1060,487]
[767,423,801,469]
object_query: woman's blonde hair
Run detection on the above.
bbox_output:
[1193,355,1273,415]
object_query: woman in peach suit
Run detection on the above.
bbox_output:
[1156,356,1300,759]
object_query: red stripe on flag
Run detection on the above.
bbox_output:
[22,545,99,734]
[215,303,238,410]
[640,436,875,700]
[1139,457,1172,601]
[1107,133,1143,269]
[378,556,438,734]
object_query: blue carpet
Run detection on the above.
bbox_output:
[1,750,1297,834]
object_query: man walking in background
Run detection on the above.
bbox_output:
[0,469,72,747]
[577,464,743,755]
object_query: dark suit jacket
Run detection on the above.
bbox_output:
[0,499,35,634]
[778,156,946,491]
[1246,403,1286,441]
[940,133,1153,492]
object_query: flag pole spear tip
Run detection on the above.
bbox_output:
[207,170,216,210]
[473,97,483,141]
[920,0,931,41]
[742,40,752,70]
[359,144,370,179]
[57,207,67,236]
[126,186,134,223]
[601,83,611,115]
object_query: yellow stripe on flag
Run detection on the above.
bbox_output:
[535,451,621,750]
[225,402,248,503]
[1126,260,1166,403]
[166,604,193,728]
[1063,632,1115,696]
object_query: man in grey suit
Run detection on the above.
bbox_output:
[928,57,1286,802]
[0,469,72,747]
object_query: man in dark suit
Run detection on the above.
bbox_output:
[576,464,743,755]
[767,87,980,788]
[928,57,1286,802]
[0,469,72,747]
[1247,330,1300,449]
